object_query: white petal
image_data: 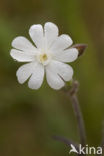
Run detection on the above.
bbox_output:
[29,24,44,49]
[46,67,65,90]
[12,36,37,52]
[51,34,73,51]
[46,60,73,90]
[44,22,58,48]
[53,48,78,63]
[16,62,35,84]
[54,61,73,81]
[10,49,35,62]
[28,63,44,89]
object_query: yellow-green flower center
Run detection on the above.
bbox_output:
[37,52,51,65]
[39,53,48,63]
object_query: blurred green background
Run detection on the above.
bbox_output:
[0,0,104,155]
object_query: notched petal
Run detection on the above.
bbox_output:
[12,36,36,51]
[10,49,35,62]
[29,24,44,49]
[51,34,73,51]
[44,22,59,48]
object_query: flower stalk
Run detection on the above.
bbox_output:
[68,81,86,147]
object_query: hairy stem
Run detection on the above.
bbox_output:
[68,81,86,147]
[70,95,86,146]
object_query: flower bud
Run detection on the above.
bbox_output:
[72,44,87,57]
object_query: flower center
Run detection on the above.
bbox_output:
[37,53,51,66]
[39,53,48,62]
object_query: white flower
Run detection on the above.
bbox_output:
[10,22,78,90]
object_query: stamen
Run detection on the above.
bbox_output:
[40,54,48,62]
